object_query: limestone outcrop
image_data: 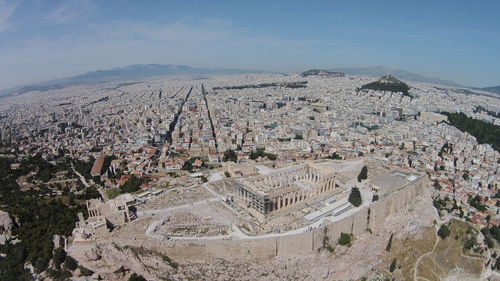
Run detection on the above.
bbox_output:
[71,243,178,281]
[0,210,13,235]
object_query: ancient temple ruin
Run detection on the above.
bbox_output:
[227,162,338,219]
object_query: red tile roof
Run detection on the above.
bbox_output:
[90,156,106,176]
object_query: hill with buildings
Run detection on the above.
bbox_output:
[359,74,412,98]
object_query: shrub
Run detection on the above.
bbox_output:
[437,224,451,239]
[386,233,393,251]
[129,273,147,281]
[64,255,78,271]
[79,266,94,276]
[389,258,397,272]
[338,233,352,246]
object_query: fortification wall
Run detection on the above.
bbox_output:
[368,176,426,230]
[108,175,428,262]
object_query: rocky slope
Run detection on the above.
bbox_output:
[70,187,451,281]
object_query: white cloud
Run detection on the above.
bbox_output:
[0,17,343,88]
[44,0,98,23]
[0,0,17,32]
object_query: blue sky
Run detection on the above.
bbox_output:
[0,0,499,89]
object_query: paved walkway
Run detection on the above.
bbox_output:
[72,164,90,187]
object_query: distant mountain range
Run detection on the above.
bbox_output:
[0,64,267,96]
[1,64,498,97]
[328,66,464,87]
[479,85,500,95]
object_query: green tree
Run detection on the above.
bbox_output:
[121,175,144,193]
[437,224,451,239]
[64,255,78,271]
[266,153,277,161]
[52,248,66,269]
[463,233,477,250]
[389,258,397,272]
[433,181,442,190]
[223,150,237,163]
[348,187,362,207]
[386,233,393,251]
[129,273,147,281]
[357,166,368,182]
[469,195,487,212]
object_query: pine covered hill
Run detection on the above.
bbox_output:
[359,74,412,98]
[442,112,500,151]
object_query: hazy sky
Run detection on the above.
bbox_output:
[0,0,499,89]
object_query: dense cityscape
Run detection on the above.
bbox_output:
[0,70,499,280]
[1,1,500,281]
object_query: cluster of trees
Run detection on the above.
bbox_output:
[222,150,237,163]
[442,112,500,151]
[72,156,95,180]
[474,106,500,118]
[121,175,144,193]
[181,157,206,172]
[437,224,451,239]
[359,77,412,98]
[0,154,101,279]
[5,154,75,183]
[463,231,478,250]
[481,225,500,250]
[107,174,145,199]
[249,148,277,161]
[469,195,488,212]
[433,196,464,217]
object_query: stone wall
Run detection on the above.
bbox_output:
[108,175,428,262]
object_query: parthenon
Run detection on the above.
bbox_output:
[226,162,339,219]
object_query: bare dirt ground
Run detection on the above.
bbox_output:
[414,220,486,281]
[139,185,214,210]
